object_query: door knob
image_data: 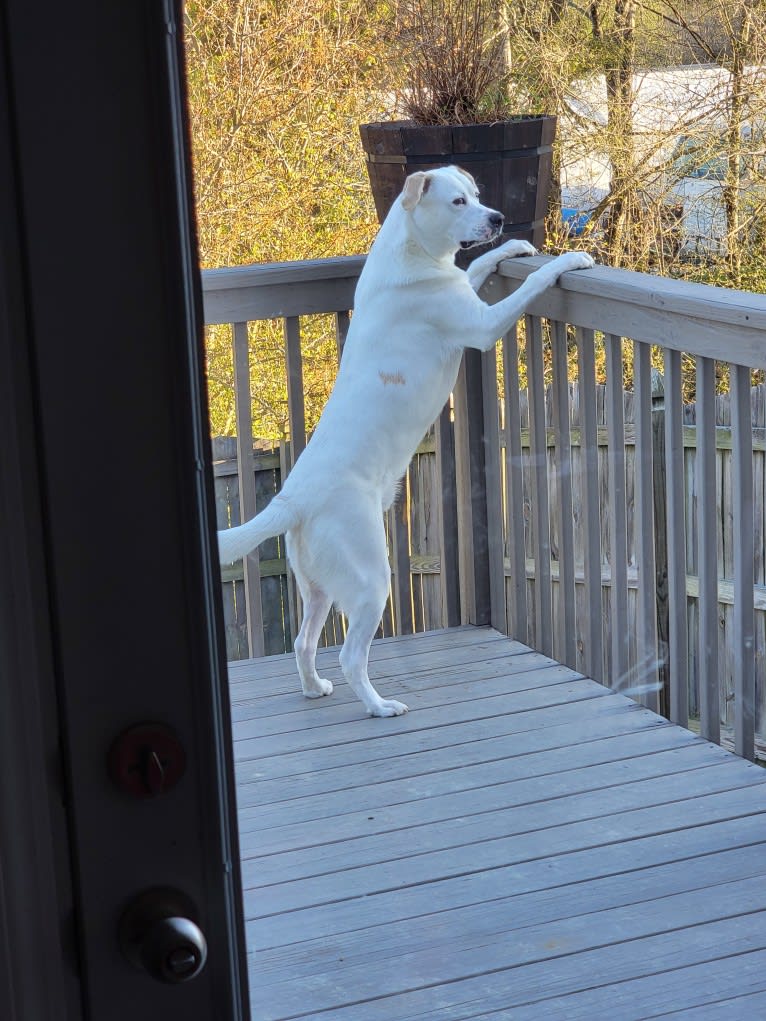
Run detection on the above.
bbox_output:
[119,888,208,984]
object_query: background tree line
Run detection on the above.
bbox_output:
[185,0,766,439]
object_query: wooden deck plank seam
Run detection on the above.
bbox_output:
[234,706,667,792]
[233,682,617,760]
[243,794,766,921]
[248,843,766,958]
[231,658,587,720]
[237,728,699,824]
[252,881,766,996]
[243,748,740,858]
[245,820,766,951]
[229,642,542,699]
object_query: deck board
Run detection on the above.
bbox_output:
[232,626,766,1020]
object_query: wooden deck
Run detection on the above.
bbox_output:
[230,626,766,1020]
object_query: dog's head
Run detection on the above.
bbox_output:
[399,166,504,257]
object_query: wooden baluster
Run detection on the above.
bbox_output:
[696,355,720,743]
[526,315,552,657]
[606,334,629,688]
[731,362,755,760]
[551,320,576,668]
[634,340,659,711]
[664,348,689,726]
[232,321,264,658]
[576,327,604,683]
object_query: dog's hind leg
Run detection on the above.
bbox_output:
[340,593,409,717]
[287,531,334,698]
[293,584,334,698]
[337,533,408,717]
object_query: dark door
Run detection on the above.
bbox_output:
[0,1,249,1017]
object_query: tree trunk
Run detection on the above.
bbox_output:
[603,0,638,267]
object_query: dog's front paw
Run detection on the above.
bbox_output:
[369,698,409,717]
[497,239,537,260]
[556,251,595,271]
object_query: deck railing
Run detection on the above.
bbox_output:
[203,255,766,762]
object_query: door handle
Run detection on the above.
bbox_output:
[118,887,208,983]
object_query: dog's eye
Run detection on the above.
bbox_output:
[452,197,467,206]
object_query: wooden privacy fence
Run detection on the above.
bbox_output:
[202,255,766,761]
[211,431,440,661]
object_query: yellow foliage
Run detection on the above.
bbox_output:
[185,0,385,438]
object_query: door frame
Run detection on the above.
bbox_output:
[0,1,249,1017]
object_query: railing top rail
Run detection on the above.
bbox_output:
[201,255,366,325]
[202,252,766,369]
[499,255,766,368]
[201,255,366,293]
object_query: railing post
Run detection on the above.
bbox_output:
[453,344,505,631]
[434,404,461,628]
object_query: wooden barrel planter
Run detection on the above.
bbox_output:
[359,116,557,252]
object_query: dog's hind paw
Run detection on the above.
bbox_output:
[370,698,409,717]
[303,676,333,698]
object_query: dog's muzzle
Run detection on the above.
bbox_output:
[460,212,504,250]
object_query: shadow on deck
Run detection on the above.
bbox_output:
[230,626,766,1021]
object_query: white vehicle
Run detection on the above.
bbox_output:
[663,132,763,256]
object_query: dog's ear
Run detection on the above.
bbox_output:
[401,172,431,211]
[455,166,477,190]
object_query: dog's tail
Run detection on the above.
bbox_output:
[218,496,297,565]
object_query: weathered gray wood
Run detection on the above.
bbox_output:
[605,334,629,687]
[232,627,766,1021]
[389,479,414,636]
[232,321,264,657]
[453,351,493,626]
[696,355,719,743]
[732,362,756,760]
[650,371,670,714]
[278,442,300,647]
[251,890,766,1020]
[481,345,506,634]
[334,310,350,360]
[245,741,721,857]
[434,404,461,628]
[664,348,689,727]
[201,256,364,324]
[499,255,766,368]
[575,327,604,682]
[634,340,659,710]
[642,991,766,1019]
[243,755,761,887]
[283,317,306,466]
[249,839,766,961]
[238,725,695,829]
[247,815,766,974]
[502,323,528,642]
[551,320,576,668]
[526,315,552,656]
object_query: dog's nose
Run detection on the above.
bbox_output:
[489,212,504,229]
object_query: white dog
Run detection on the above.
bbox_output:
[219,165,593,717]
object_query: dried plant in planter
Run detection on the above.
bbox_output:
[361,0,556,249]
[393,0,512,125]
